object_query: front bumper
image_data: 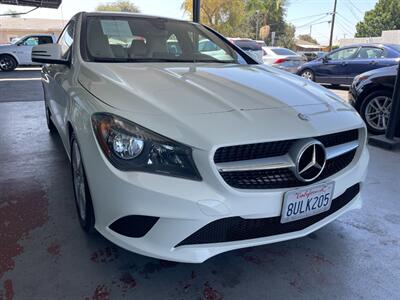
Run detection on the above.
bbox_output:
[81,127,369,263]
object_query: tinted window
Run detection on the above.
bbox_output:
[38,36,53,45]
[271,48,297,56]
[84,16,241,63]
[356,47,384,59]
[234,40,262,51]
[58,21,75,58]
[328,47,358,60]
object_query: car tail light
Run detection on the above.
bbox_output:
[274,58,288,64]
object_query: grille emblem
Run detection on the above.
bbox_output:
[295,141,326,182]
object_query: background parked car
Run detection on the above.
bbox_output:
[228,38,263,62]
[349,65,396,134]
[263,47,306,73]
[297,44,400,86]
[0,34,56,71]
[298,51,326,62]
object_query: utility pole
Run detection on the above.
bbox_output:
[193,0,201,23]
[328,0,337,52]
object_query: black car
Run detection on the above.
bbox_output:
[297,44,400,86]
[349,65,396,134]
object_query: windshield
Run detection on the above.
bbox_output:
[84,16,245,64]
[271,48,297,56]
[234,40,262,51]
[11,36,24,44]
[389,44,400,53]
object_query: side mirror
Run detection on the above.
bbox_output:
[32,44,69,65]
[322,56,330,63]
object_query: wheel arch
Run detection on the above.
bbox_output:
[0,52,20,65]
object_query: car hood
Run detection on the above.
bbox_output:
[79,63,349,114]
[79,63,363,148]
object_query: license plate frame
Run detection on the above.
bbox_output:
[280,182,335,224]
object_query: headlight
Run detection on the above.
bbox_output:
[91,113,202,181]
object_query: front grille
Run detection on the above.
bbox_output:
[221,150,356,189]
[215,129,359,189]
[214,129,359,163]
[176,183,360,247]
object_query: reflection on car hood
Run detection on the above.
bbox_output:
[79,63,363,148]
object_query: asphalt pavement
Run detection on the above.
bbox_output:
[1,69,399,300]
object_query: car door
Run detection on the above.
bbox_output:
[314,47,358,84]
[347,46,386,84]
[16,36,40,64]
[43,21,75,147]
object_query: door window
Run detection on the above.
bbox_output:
[58,21,75,58]
[356,47,384,59]
[38,36,53,45]
[327,47,358,60]
[21,37,39,46]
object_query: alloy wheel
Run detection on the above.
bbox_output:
[301,70,314,81]
[0,56,16,71]
[365,96,392,132]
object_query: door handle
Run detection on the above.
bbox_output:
[369,61,377,65]
[341,62,348,66]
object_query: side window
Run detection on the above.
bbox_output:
[328,48,358,60]
[22,37,39,46]
[166,34,183,56]
[38,36,53,45]
[194,33,234,61]
[58,21,75,58]
[356,47,384,59]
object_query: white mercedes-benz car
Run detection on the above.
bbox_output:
[32,12,369,263]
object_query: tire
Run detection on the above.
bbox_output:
[71,133,95,232]
[360,90,393,135]
[300,69,315,81]
[45,107,57,134]
[0,54,18,71]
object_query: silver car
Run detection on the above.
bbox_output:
[263,47,306,73]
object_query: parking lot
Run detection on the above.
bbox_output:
[0,68,399,299]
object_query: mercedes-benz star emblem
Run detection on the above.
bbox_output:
[295,141,326,182]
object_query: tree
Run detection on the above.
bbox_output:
[182,0,247,36]
[355,0,400,37]
[96,1,140,13]
[245,0,287,42]
[277,23,295,49]
[297,34,318,45]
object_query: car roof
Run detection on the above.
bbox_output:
[340,43,397,48]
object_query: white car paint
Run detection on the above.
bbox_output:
[0,34,56,68]
[263,47,306,73]
[35,12,368,263]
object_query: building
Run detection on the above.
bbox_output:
[0,18,67,44]
[294,39,323,51]
[339,30,400,47]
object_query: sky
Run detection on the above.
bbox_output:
[0,0,378,45]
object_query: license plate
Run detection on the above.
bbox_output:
[280,182,335,224]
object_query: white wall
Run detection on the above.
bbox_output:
[338,30,400,47]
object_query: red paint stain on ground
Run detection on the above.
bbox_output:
[90,247,119,264]
[310,254,334,266]
[0,279,14,300]
[203,282,223,300]
[0,180,48,278]
[47,243,61,257]
[116,272,136,295]
[85,285,111,300]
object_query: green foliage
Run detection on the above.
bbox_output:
[297,34,318,45]
[182,0,247,36]
[245,0,287,42]
[356,0,400,37]
[96,1,140,13]
[277,23,296,49]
